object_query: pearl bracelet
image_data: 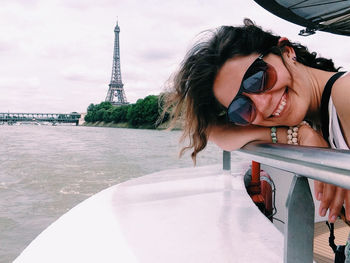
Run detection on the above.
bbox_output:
[287,121,311,145]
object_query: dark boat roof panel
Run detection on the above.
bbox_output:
[254,0,350,36]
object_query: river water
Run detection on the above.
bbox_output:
[0,125,228,262]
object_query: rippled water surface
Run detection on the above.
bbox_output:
[0,125,225,262]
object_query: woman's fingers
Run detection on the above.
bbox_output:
[317,183,346,223]
[314,180,324,201]
[319,183,336,218]
[345,190,350,221]
[328,187,345,223]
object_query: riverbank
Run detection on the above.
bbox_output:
[82,120,182,130]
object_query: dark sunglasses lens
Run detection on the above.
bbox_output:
[228,97,255,125]
[242,70,265,93]
[242,59,276,93]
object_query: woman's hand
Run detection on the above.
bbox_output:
[298,124,350,222]
[314,181,350,223]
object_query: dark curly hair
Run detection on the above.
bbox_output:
[162,18,338,163]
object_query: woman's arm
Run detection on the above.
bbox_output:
[210,123,350,222]
[208,124,288,151]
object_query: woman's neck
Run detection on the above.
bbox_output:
[304,67,337,123]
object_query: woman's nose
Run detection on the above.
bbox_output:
[244,92,272,116]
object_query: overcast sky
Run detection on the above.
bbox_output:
[2,0,350,113]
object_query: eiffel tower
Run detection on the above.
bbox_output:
[105,21,128,105]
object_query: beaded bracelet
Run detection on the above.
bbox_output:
[287,121,311,145]
[270,127,277,143]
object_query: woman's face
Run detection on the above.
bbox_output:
[213,52,310,127]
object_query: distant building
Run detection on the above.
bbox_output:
[105,21,128,106]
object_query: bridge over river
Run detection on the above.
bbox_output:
[0,113,81,125]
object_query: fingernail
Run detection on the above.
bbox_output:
[330,215,337,223]
[321,208,327,217]
[317,192,322,200]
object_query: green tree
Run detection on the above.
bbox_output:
[102,108,114,122]
[85,96,164,127]
[142,95,159,124]
[110,105,130,123]
[85,103,97,122]
[95,108,106,122]
[85,102,113,122]
[87,103,95,112]
[96,101,112,111]
[126,95,159,127]
[84,112,94,122]
[126,100,142,126]
[118,105,129,122]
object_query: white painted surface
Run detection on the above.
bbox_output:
[15,163,284,263]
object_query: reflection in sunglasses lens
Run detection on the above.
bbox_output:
[228,97,253,125]
[242,71,265,93]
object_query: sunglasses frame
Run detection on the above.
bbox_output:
[226,54,276,125]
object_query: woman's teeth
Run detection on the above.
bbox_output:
[273,94,287,117]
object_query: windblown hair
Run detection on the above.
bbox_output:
[162,19,338,163]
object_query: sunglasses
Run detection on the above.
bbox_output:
[226,54,277,125]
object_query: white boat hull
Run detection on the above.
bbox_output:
[15,163,285,262]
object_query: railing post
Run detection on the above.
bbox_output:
[284,175,314,263]
[223,151,231,171]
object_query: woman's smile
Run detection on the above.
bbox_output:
[271,88,288,117]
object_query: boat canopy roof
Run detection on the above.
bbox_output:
[254,0,350,36]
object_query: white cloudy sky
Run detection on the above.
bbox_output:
[2,0,350,113]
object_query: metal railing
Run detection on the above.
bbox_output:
[0,113,81,125]
[223,142,350,263]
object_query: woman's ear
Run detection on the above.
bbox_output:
[278,37,296,58]
[284,45,296,59]
[278,37,289,47]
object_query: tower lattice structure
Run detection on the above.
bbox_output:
[105,21,128,105]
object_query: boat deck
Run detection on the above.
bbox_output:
[15,164,285,263]
[15,161,349,263]
[314,220,349,263]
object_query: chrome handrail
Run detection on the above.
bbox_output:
[223,142,350,263]
[240,142,350,189]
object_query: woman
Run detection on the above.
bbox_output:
[164,19,350,224]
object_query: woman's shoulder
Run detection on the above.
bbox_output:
[331,72,350,144]
[331,72,350,107]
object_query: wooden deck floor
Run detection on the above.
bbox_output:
[314,220,349,263]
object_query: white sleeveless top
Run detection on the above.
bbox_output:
[328,97,349,149]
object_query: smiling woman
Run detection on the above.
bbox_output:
[164,18,340,157]
[163,18,350,237]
